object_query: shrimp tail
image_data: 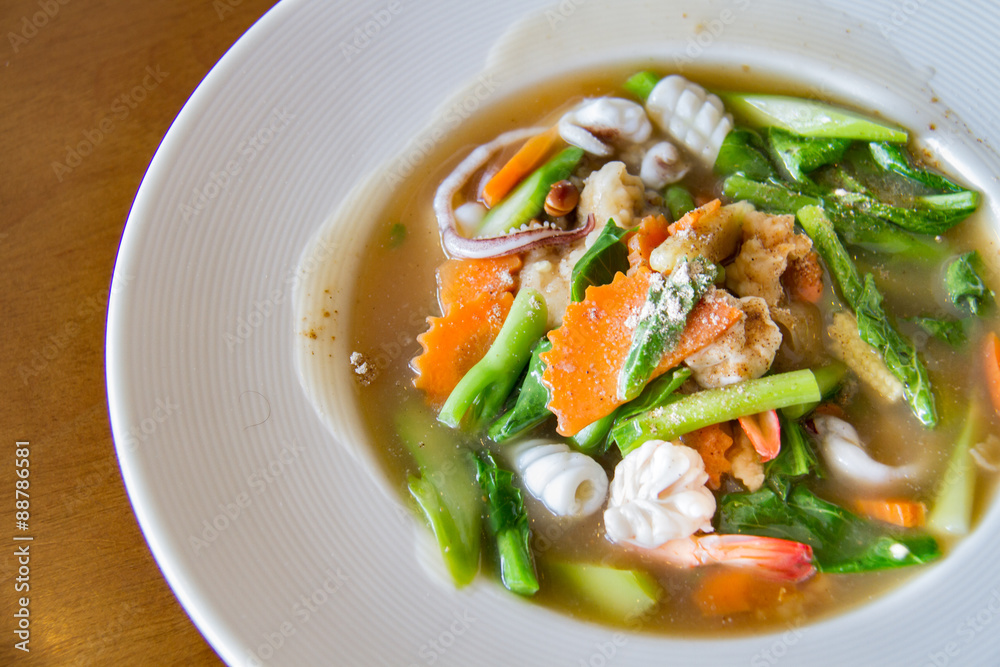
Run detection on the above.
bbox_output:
[655,534,816,583]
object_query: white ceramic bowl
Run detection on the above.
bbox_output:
[107,1,1000,665]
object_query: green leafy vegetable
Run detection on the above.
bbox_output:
[797,205,937,426]
[765,415,820,500]
[823,200,945,260]
[397,403,482,587]
[617,257,719,402]
[723,177,944,259]
[384,222,407,249]
[570,218,629,302]
[664,184,696,220]
[476,147,584,238]
[855,274,937,426]
[612,369,821,454]
[868,142,964,193]
[908,316,968,347]
[945,251,994,316]
[718,92,908,142]
[824,188,975,235]
[714,128,775,181]
[488,339,553,443]
[722,175,818,213]
[476,451,539,595]
[718,486,942,573]
[766,128,850,182]
[438,288,547,430]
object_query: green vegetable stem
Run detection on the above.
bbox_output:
[780,361,847,420]
[546,561,661,619]
[611,369,821,454]
[717,92,909,142]
[488,339,553,443]
[570,367,692,455]
[927,400,981,536]
[475,451,539,595]
[438,288,548,430]
[396,402,482,587]
[797,205,937,427]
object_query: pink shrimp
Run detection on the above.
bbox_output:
[652,534,815,583]
[738,409,781,462]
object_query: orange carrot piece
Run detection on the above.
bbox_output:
[693,569,788,617]
[985,332,1000,416]
[542,270,743,436]
[481,126,561,208]
[436,255,522,315]
[783,250,824,304]
[666,198,722,235]
[684,423,735,490]
[412,292,514,407]
[854,498,927,528]
[626,214,671,274]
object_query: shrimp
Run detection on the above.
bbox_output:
[726,208,817,309]
[684,292,782,388]
[653,534,816,583]
[577,161,646,231]
[518,244,582,328]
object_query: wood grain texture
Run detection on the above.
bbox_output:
[0,1,281,664]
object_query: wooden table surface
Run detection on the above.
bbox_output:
[1,1,281,664]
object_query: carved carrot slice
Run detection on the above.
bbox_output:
[542,269,742,436]
[666,198,722,235]
[412,292,514,407]
[683,422,735,490]
[436,255,522,315]
[626,214,671,274]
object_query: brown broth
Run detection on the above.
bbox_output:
[346,63,1000,635]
